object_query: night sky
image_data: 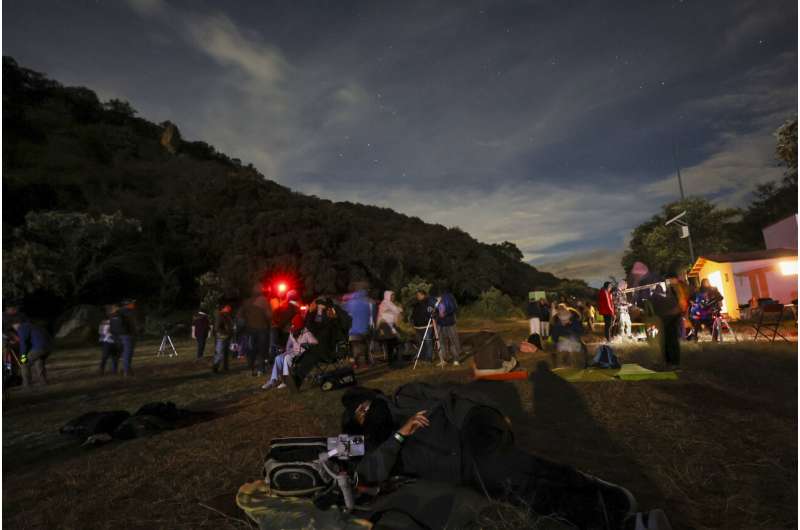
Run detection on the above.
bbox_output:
[4,0,797,285]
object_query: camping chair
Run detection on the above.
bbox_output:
[751,304,789,342]
[305,341,352,387]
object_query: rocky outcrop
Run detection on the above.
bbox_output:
[159,121,181,154]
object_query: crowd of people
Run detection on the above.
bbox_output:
[182,284,464,392]
[522,262,727,371]
[3,263,728,389]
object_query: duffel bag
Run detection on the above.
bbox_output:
[264,437,331,497]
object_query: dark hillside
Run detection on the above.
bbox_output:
[2,57,580,316]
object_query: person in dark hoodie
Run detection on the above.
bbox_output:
[434,288,461,366]
[288,297,352,391]
[526,293,544,335]
[12,319,52,387]
[340,383,667,530]
[410,290,436,362]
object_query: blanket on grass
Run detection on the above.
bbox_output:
[553,363,678,383]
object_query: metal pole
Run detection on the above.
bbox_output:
[673,141,695,263]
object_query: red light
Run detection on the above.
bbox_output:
[277,282,288,294]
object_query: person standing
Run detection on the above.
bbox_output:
[614,282,632,339]
[410,290,436,362]
[111,300,138,377]
[376,290,403,366]
[435,289,461,366]
[526,294,543,335]
[240,293,272,376]
[584,303,597,332]
[597,282,616,342]
[343,287,374,369]
[539,298,551,338]
[652,271,688,369]
[13,319,52,387]
[98,312,119,375]
[212,304,234,373]
[192,310,211,360]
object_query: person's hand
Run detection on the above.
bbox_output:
[397,410,429,437]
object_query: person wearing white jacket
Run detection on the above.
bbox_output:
[376,291,403,366]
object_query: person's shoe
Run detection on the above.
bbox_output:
[438,360,447,368]
[452,360,460,366]
[582,473,637,528]
[626,509,673,530]
[261,381,276,390]
[277,383,287,389]
[256,370,264,376]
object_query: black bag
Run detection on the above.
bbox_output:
[113,414,173,440]
[263,437,331,496]
[109,313,130,336]
[60,410,131,439]
[319,367,357,391]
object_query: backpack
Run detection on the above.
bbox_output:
[442,294,458,317]
[263,437,332,496]
[60,410,131,440]
[591,344,620,369]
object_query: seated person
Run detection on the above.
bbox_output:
[341,383,663,530]
[288,298,351,391]
[262,314,317,390]
[518,332,543,353]
[688,279,724,340]
[550,303,584,343]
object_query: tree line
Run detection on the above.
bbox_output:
[622,118,797,277]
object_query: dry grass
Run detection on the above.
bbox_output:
[3,318,797,530]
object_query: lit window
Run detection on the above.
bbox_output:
[779,260,798,276]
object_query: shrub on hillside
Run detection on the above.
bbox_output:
[398,276,433,313]
[462,287,523,318]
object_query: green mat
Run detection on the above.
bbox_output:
[553,363,678,383]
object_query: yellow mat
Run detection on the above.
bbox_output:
[236,480,372,530]
[553,363,678,383]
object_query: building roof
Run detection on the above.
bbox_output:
[700,248,797,263]
[689,248,797,276]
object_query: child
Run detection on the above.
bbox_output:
[98,317,119,375]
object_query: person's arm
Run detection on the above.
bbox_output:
[17,324,29,356]
[355,410,430,484]
[356,436,404,483]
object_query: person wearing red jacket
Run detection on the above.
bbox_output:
[597,282,616,342]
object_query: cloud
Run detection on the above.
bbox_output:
[643,126,784,204]
[533,248,626,287]
[111,0,796,286]
[125,0,166,17]
[185,14,288,89]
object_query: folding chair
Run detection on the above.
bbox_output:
[305,341,352,387]
[752,304,789,342]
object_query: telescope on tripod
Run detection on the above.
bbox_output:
[156,323,178,357]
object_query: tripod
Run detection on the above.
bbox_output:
[156,330,178,357]
[412,313,441,369]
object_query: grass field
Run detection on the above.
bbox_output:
[2,317,797,530]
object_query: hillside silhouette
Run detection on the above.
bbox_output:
[2,57,585,316]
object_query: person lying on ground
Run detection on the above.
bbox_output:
[341,383,667,530]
